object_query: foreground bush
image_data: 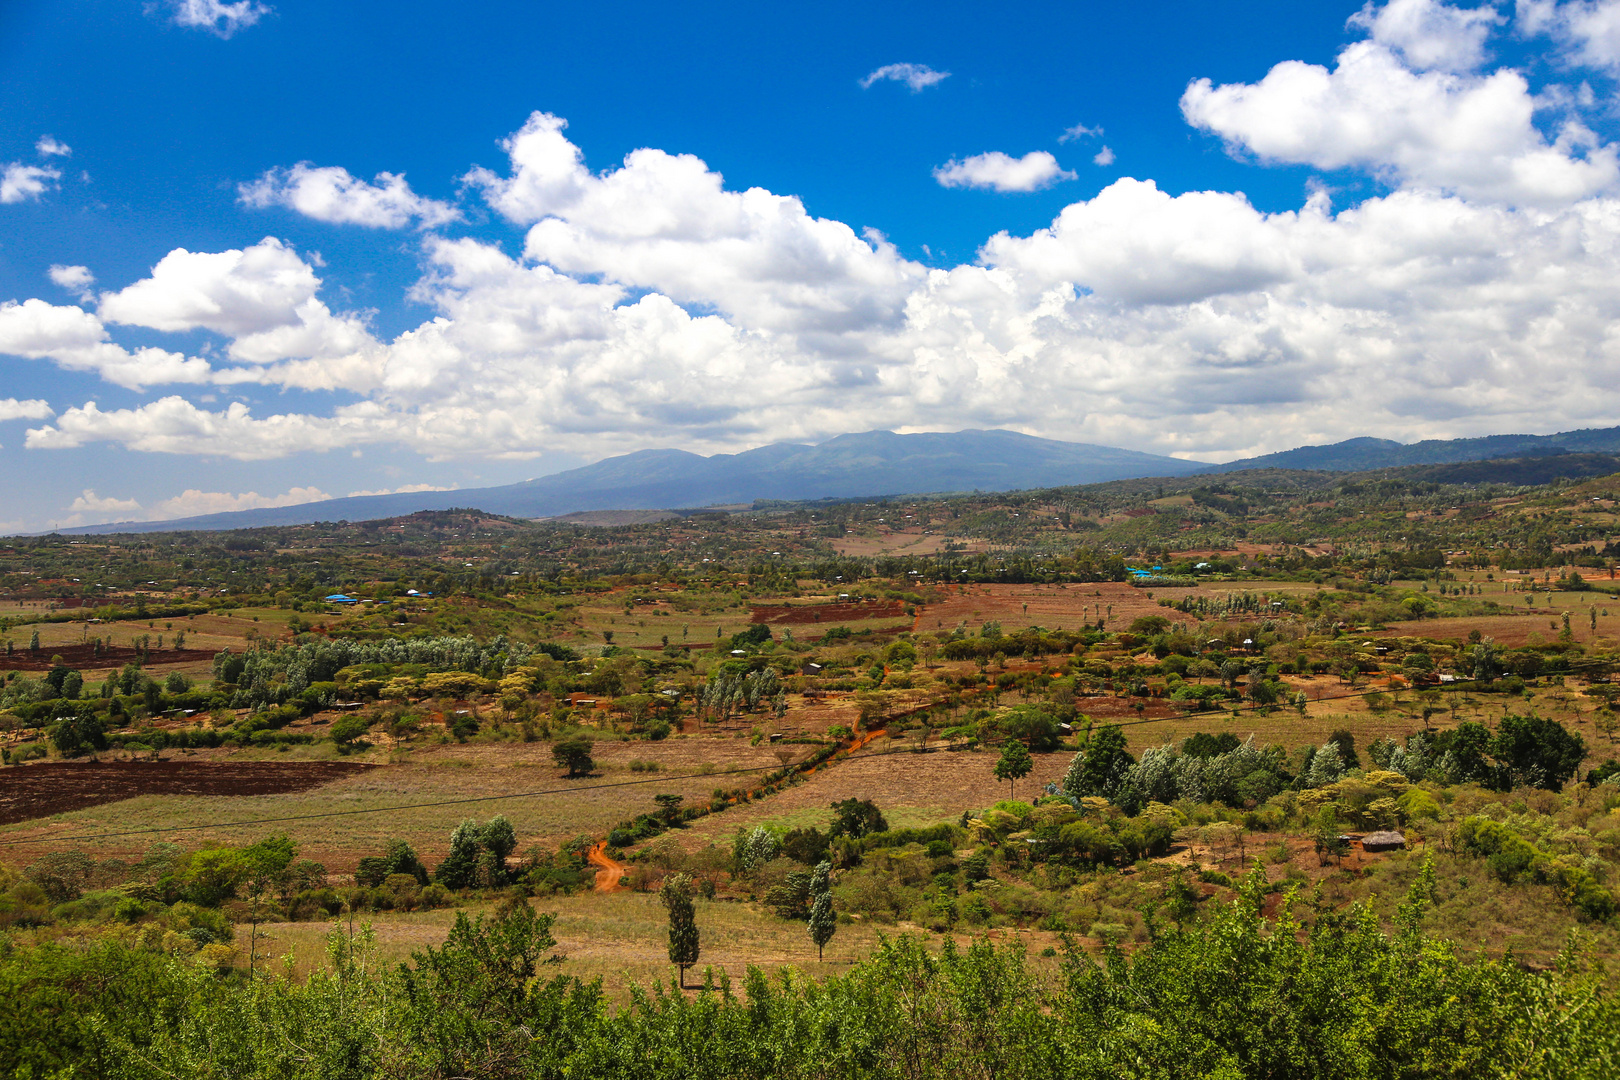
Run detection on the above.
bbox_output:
[2,863,1617,1079]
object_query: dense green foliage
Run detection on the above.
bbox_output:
[3,865,1618,1079]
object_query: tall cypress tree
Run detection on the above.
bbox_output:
[660,872,700,987]
[806,860,835,961]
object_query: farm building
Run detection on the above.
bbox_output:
[1362,831,1407,852]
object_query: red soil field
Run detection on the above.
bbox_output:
[0,643,219,672]
[750,600,905,625]
[0,760,374,824]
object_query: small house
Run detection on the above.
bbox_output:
[1362,831,1407,852]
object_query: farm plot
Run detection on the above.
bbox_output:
[0,737,788,870]
[918,582,1199,636]
[0,643,218,672]
[0,759,373,825]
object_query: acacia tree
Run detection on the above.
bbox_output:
[552,738,594,777]
[994,740,1033,799]
[660,872,700,987]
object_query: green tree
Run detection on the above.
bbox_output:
[329,714,372,751]
[48,709,106,758]
[357,838,429,887]
[806,860,836,960]
[828,798,888,839]
[179,846,248,906]
[660,871,700,986]
[994,739,1033,798]
[653,793,684,823]
[395,896,574,1079]
[435,817,517,890]
[435,820,485,890]
[1492,714,1586,791]
[481,816,518,886]
[1062,724,1134,800]
[552,737,594,777]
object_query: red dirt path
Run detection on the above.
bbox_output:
[587,840,627,891]
[0,760,375,824]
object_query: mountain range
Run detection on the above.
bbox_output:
[50,423,1620,534]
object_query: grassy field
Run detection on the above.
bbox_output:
[0,738,788,869]
[245,889,1045,998]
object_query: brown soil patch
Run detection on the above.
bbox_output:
[0,759,374,824]
[830,531,973,557]
[0,643,219,671]
[750,600,905,625]
[917,582,1201,636]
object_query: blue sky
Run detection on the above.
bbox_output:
[3,0,1619,531]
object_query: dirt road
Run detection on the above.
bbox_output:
[587,840,627,891]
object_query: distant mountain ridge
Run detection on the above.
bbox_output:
[47,422,1620,536]
[1202,425,1620,473]
[54,429,1203,534]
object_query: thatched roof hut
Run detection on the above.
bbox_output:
[1362,831,1406,852]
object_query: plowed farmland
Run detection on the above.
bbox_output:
[0,760,374,824]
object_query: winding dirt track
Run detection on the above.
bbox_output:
[587,840,627,891]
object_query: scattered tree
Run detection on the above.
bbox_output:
[994,739,1033,798]
[552,738,595,777]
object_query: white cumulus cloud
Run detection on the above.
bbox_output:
[56,485,336,528]
[96,237,378,368]
[0,299,213,389]
[1180,36,1620,206]
[166,0,270,38]
[1348,0,1504,71]
[933,151,1078,192]
[1,163,60,203]
[1093,146,1116,166]
[66,490,143,522]
[0,398,53,422]
[467,111,924,334]
[239,163,461,229]
[48,264,95,302]
[859,63,950,91]
[1520,0,1620,72]
[0,397,53,443]
[35,136,70,158]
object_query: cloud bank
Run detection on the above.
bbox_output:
[8,0,1620,486]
